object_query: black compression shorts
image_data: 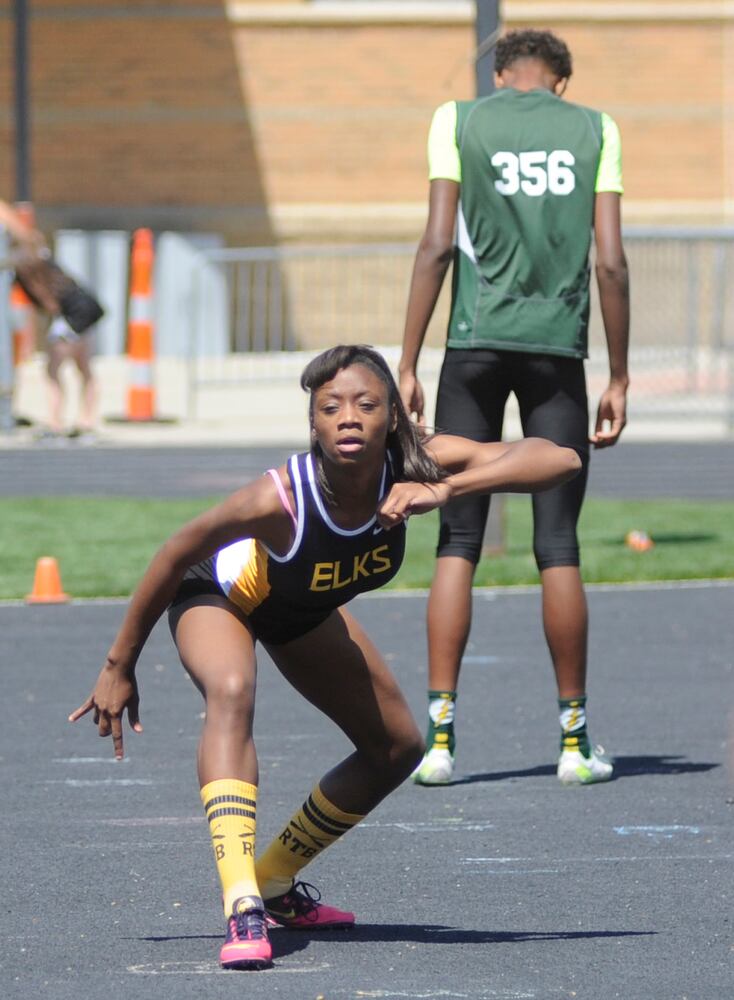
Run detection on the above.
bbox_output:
[167,555,335,646]
[434,348,589,570]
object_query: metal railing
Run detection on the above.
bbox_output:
[188,229,734,432]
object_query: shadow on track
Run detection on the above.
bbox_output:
[133,925,656,960]
[447,754,719,786]
[611,754,720,777]
[311,925,657,945]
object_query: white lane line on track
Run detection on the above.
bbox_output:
[126,974,535,996]
[127,959,332,975]
[461,853,733,866]
[98,816,203,826]
[349,991,537,999]
[359,820,495,833]
[53,756,131,764]
[366,579,734,599]
[2,577,733,609]
[614,824,701,838]
[62,841,191,849]
[45,778,154,786]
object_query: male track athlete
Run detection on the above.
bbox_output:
[399,29,630,786]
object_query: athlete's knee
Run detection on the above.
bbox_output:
[533,519,580,569]
[385,725,424,782]
[533,517,581,570]
[363,723,423,785]
[533,546,580,572]
[437,542,482,564]
[399,728,425,775]
[437,513,485,565]
[203,668,256,714]
[437,524,482,564]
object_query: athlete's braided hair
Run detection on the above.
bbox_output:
[301,344,446,508]
[495,29,572,81]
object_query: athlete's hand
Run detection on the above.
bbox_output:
[591,381,628,448]
[68,660,143,760]
[398,371,426,426]
[377,481,452,529]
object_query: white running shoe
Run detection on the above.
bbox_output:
[412,747,455,785]
[557,745,613,786]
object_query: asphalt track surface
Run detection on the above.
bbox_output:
[1,443,733,999]
[3,588,733,1000]
[2,440,734,499]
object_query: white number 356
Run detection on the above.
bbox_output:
[491,150,576,196]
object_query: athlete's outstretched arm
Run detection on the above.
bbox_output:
[68,473,290,758]
[398,179,458,423]
[593,191,629,448]
[377,436,581,527]
[0,199,44,247]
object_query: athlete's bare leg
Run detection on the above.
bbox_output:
[171,595,270,955]
[46,338,69,434]
[71,336,98,432]
[46,334,98,434]
[425,555,476,691]
[425,558,587,698]
[540,565,588,699]
[267,607,423,815]
[170,596,259,785]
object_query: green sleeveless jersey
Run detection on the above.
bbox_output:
[448,89,604,358]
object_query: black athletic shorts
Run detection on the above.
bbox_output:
[167,555,335,646]
[434,348,589,570]
[168,556,226,613]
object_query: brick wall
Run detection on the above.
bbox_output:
[0,1,730,242]
[0,1,277,241]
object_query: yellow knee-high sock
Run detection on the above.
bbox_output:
[255,783,365,900]
[200,778,260,917]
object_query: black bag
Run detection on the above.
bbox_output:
[14,250,105,334]
[58,282,105,334]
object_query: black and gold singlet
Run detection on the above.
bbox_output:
[178,451,405,645]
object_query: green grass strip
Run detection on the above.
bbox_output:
[1,496,732,600]
[397,499,734,589]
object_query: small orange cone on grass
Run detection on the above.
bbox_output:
[25,557,70,604]
[624,530,654,553]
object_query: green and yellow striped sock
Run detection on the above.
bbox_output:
[426,690,457,755]
[559,696,591,757]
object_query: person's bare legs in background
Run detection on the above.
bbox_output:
[46,319,98,437]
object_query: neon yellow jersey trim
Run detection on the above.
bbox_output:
[427,100,623,194]
[428,101,461,183]
[596,112,624,194]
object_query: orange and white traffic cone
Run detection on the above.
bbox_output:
[126,228,156,421]
[25,556,70,604]
[10,281,35,365]
[10,202,37,366]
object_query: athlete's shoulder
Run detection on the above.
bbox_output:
[455,92,505,141]
[457,92,506,114]
[557,97,605,125]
